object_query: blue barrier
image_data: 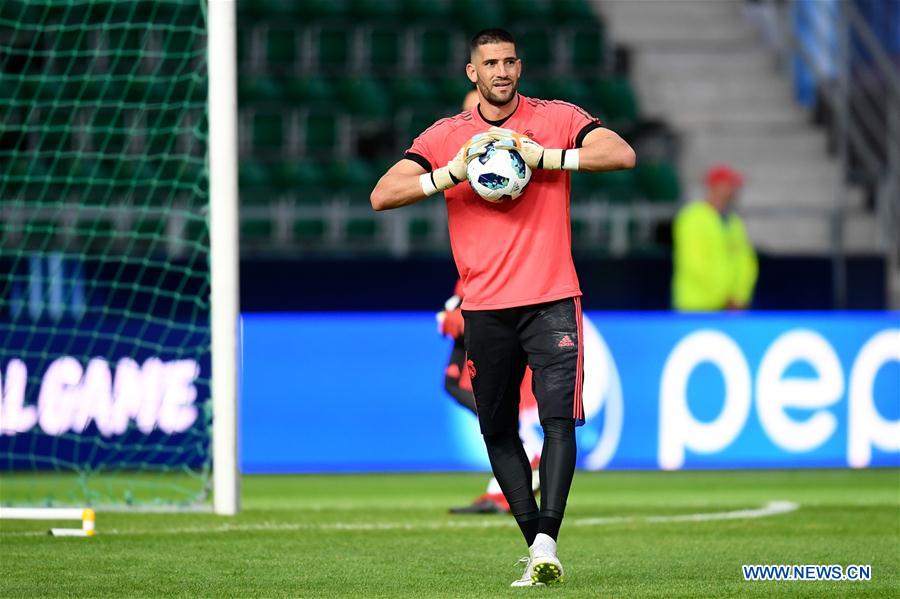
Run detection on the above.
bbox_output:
[239,312,899,473]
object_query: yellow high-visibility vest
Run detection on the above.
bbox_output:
[672,200,758,311]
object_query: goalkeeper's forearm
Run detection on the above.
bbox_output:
[370,160,435,211]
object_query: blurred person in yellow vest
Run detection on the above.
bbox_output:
[672,164,758,311]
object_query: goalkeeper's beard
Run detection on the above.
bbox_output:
[478,78,518,107]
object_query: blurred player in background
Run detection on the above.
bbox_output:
[438,279,541,514]
[672,164,758,311]
[370,28,635,586]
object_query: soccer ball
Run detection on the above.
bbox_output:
[466,142,532,202]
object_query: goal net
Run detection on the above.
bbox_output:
[0,0,218,509]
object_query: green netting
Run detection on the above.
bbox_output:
[0,0,212,508]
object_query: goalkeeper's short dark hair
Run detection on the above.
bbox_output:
[470,28,516,54]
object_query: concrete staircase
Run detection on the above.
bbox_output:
[597,0,879,254]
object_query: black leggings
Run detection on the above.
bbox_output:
[483,417,576,541]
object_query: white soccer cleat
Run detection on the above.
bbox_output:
[530,533,564,584]
[510,557,545,587]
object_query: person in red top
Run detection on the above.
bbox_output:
[371,28,635,586]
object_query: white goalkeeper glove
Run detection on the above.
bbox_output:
[487,126,580,171]
[420,133,494,196]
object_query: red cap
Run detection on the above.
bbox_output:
[705,164,744,188]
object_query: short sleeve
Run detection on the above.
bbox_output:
[562,103,603,149]
[405,123,444,172]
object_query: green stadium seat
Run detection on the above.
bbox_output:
[251,111,285,152]
[316,27,351,70]
[297,0,349,19]
[240,218,273,242]
[553,0,596,23]
[304,111,339,154]
[266,27,299,68]
[420,29,460,71]
[409,218,432,240]
[517,30,554,71]
[271,161,324,191]
[504,0,553,23]
[368,27,403,70]
[346,218,378,241]
[239,160,271,191]
[238,76,283,104]
[387,78,440,107]
[294,218,327,240]
[349,0,401,19]
[539,78,591,107]
[438,78,476,109]
[456,0,502,33]
[590,77,638,127]
[571,28,605,71]
[327,159,376,197]
[634,162,681,202]
[283,77,334,105]
[336,78,390,118]
[400,0,451,20]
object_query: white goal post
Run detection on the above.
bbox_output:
[208,0,240,517]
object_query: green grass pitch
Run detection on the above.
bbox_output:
[2,469,898,597]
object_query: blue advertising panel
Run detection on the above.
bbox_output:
[240,312,900,473]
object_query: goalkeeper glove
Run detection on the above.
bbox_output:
[487,126,580,171]
[420,133,494,196]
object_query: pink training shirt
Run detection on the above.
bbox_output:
[406,94,602,310]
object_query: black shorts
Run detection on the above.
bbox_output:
[462,297,585,435]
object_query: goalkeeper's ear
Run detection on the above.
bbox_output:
[465,63,477,85]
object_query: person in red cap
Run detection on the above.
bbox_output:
[672,164,758,311]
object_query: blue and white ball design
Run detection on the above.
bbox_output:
[466,142,532,202]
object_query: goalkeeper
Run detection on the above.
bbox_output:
[370,28,635,587]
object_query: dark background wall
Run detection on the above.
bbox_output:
[240,254,888,312]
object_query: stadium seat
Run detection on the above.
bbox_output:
[336,77,390,118]
[571,28,605,72]
[251,111,285,153]
[349,0,401,19]
[346,217,379,241]
[297,0,349,19]
[294,218,327,241]
[590,77,638,128]
[238,75,283,104]
[400,0,451,20]
[283,77,333,105]
[239,160,271,192]
[539,78,591,108]
[368,27,403,71]
[409,217,431,240]
[303,111,339,155]
[573,170,636,203]
[438,78,476,109]
[386,78,440,107]
[270,160,324,193]
[420,29,462,71]
[517,30,555,71]
[504,0,553,24]
[266,27,299,70]
[553,0,596,24]
[316,27,352,70]
[455,0,503,33]
[634,162,681,202]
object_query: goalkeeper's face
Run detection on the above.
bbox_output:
[467,42,521,107]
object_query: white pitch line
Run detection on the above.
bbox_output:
[0,501,798,538]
